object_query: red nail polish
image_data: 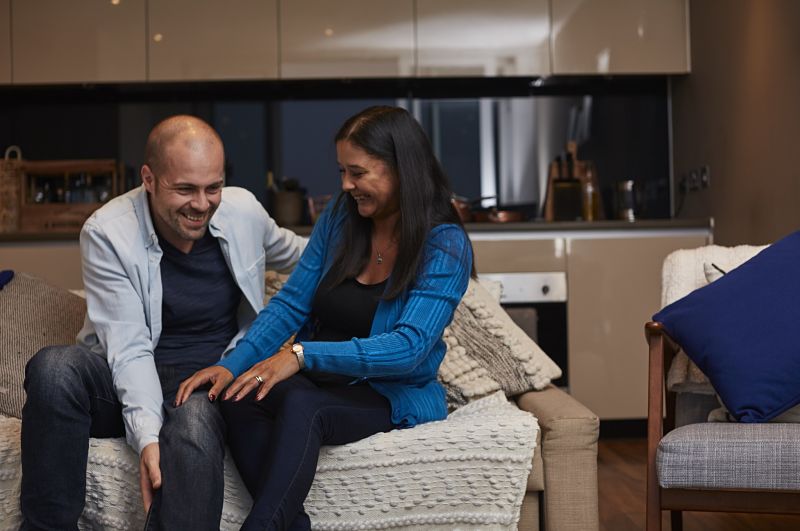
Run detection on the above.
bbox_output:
[208,394,216,402]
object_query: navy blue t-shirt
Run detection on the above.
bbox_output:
[154,229,242,378]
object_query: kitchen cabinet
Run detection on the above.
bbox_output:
[280,0,414,79]
[469,225,711,420]
[551,0,690,74]
[416,0,550,76]
[472,237,565,273]
[566,232,709,419]
[148,0,278,81]
[11,0,146,84]
[0,0,9,84]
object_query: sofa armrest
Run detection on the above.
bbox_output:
[516,385,599,531]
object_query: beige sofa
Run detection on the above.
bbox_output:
[516,387,600,530]
[0,273,598,530]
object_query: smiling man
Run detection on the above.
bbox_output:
[19,115,307,530]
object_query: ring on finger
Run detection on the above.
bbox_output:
[255,375,264,384]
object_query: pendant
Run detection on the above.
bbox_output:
[376,252,383,265]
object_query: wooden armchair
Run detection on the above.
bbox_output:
[645,321,800,530]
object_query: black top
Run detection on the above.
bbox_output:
[154,229,242,380]
[306,270,388,385]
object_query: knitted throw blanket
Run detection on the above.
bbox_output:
[0,391,537,529]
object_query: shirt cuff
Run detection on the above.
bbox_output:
[128,418,162,456]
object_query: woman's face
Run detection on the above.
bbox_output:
[336,140,400,221]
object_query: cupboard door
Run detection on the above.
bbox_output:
[280,0,414,79]
[551,0,689,74]
[12,0,145,84]
[416,0,550,76]
[0,0,9,83]
[566,234,708,419]
[471,238,566,273]
[148,0,278,81]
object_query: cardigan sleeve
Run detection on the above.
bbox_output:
[216,206,335,377]
[300,224,472,377]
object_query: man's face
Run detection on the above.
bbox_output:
[142,140,224,252]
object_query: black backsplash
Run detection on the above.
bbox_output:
[0,76,671,219]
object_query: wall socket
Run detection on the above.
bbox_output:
[699,165,711,188]
[680,165,711,192]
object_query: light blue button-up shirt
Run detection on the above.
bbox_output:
[77,185,306,454]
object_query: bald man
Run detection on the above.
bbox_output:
[20,115,307,530]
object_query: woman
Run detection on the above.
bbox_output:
[176,105,474,530]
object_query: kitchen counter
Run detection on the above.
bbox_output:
[464,218,711,232]
[283,218,712,238]
[0,231,81,242]
[0,218,713,242]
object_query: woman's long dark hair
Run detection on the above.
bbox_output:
[326,105,474,299]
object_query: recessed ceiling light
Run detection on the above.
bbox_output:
[153,33,163,43]
[324,28,334,37]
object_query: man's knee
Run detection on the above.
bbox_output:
[24,345,89,395]
[162,394,225,455]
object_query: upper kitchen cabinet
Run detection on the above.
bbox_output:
[280,0,414,79]
[148,0,278,81]
[416,0,550,77]
[11,0,145,84]
[551,0,690,74]
[0,0,9,84]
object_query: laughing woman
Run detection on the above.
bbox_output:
[176,105,473,530]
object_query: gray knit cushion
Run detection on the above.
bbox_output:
[0,273,86,418]
[657,423,800,490]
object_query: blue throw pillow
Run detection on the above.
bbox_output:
[653,230,800,422]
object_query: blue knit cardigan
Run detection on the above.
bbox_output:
[218,203,472,427]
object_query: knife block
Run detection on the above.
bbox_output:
[543,158,603,222]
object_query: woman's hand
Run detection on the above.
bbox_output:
[175,366,234,406]
[224,348,300,401]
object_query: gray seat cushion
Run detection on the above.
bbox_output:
[657,423,800,490]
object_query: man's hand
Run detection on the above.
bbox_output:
[139,442,161,513]
[175,366,234,406]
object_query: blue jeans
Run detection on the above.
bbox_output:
[221,373,394,531]
[20,345,226,531]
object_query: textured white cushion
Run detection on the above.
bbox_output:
[0,391,537,529]
[439,279,562,408]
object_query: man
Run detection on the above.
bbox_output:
[20,115,307,530]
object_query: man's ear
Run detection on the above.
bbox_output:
[141,164,155,193]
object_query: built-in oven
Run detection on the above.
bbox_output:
[478,271,569,389]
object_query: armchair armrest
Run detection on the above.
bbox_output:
[516,385,599,531]
[644,321,682,530]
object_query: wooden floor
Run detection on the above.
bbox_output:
[599,438,800,531]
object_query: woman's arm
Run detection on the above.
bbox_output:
[299,225,472,377]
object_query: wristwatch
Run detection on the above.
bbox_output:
[291,343,305,370]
